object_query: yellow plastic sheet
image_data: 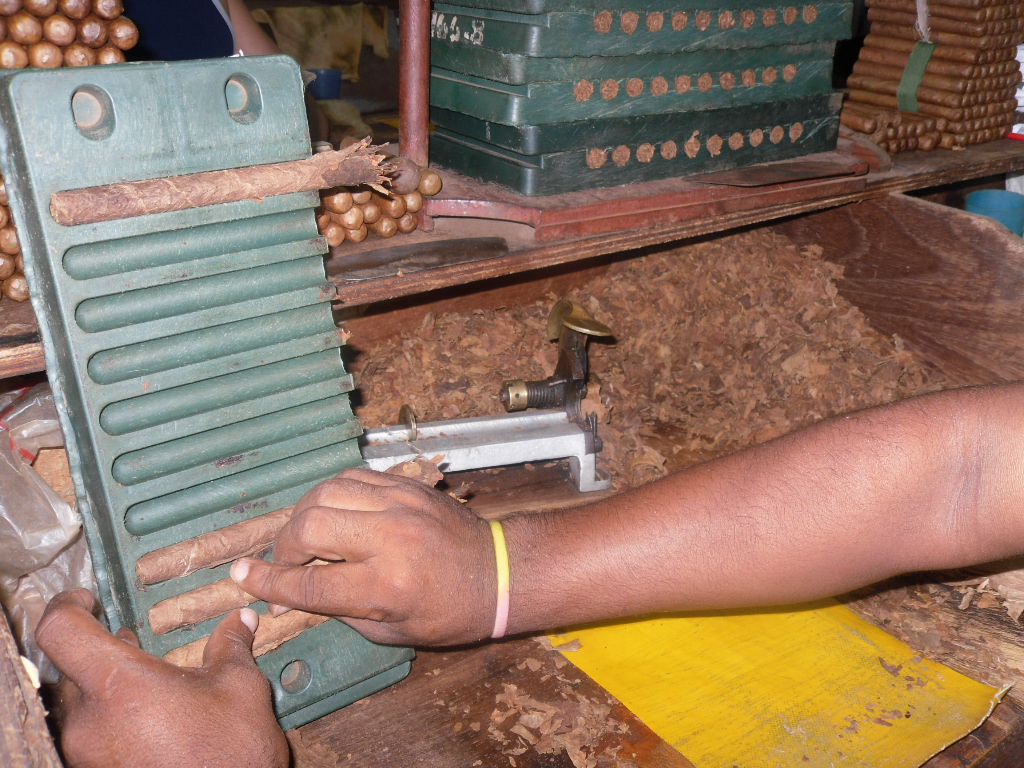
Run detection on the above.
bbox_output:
[550,600,1005,768]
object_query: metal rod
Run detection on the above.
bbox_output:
[399,0,431,167]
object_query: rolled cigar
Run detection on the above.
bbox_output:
[322,189,352,214]
[923,0,1021,8]
[315,209,331,230]
[360,197,382,225]
[135,458,444,586]
[402,191,423,213]
[164,610,329,668]
[863,33,999,65]
[918,132,939,150]
[858,44,1017,77]
[2,272,28,301]
[867,6,1010,37]
[387,155,421,196]
[377,192,406,220]
[50,140,390,226]
[847,73,972,109]
[137,506,296,585]
[27,39,60,67]
[106,15,136,50]
[76,14,107,48]
[7,10,40,44]
[869,22,1008,50]
[396,211,419,234]
[92,0,122,20]
[0,205,8,229]
[939,132,968,149]
[370,215,397,238]
[57,0,88,20]
[867,0,1019,23]
[337,204,364,230]
[843,110,876,133]
[0,39,27,68]
[149,578,255,635]
[0,252,14,280]
[0,0,21,15]
[42,12,75,45]
[61,41,95,66]
[0,225,18,254]
[345,224,367,243]
[351,189,372,205]
[848,89,984,121]
[418,169,443,196]
[22,0,55,16]
[95,43,124,64]
[853,60,969,93]
[323,221,344,247]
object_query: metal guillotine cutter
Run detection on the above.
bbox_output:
[0,55,612,728]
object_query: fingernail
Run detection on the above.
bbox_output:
[239,608,259,633]
[269,603,290,617]
[230,559,250,583]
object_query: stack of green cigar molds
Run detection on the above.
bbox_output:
[0,56,412,730]
[429,0,852,195]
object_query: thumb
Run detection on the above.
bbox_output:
[202,608,260,670]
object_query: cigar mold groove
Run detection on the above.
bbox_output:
[0,58,414,727]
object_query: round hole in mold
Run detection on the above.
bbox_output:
[225,73,262,125]
[71,86,115,140]
[280,659,312,694]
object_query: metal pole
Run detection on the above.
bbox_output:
[399,0,431,167]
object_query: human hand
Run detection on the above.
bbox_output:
[230,467,497,646]
[35,590,288,768]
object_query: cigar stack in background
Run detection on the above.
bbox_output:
[841,0,1024,154]
[316,154,443,245]
[0,0,139,303]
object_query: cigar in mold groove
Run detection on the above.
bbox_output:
[50,140,392,226]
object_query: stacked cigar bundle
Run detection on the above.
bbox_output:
[841,0,1024,154]
[316,155,443,246]
[0,183,27,302]
[0,0,138,69]
[0,0,138,303]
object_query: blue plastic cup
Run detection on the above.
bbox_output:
[307,69,342,101]
[965,189,1024,235]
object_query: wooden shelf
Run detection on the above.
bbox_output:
[3,139,1023,380]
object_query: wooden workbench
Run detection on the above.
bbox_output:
[4,140,1024,767]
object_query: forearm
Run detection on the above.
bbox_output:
[502,383,1024,634]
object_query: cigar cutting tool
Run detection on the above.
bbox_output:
[361,299,613,493]
[0,56,410,729]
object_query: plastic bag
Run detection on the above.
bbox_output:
[0,383,96,683]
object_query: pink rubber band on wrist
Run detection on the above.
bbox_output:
[489,519,511,639]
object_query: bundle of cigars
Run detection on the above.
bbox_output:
[0,0,139,303]
[841,0,1023,154]
[316,150,443,246]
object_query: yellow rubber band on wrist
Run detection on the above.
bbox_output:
[489,519,511,639]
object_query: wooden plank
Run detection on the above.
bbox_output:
[0,615,62,768]
[7,140,1024,377]
[292,636,695,768]
[771,193,1024,386]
